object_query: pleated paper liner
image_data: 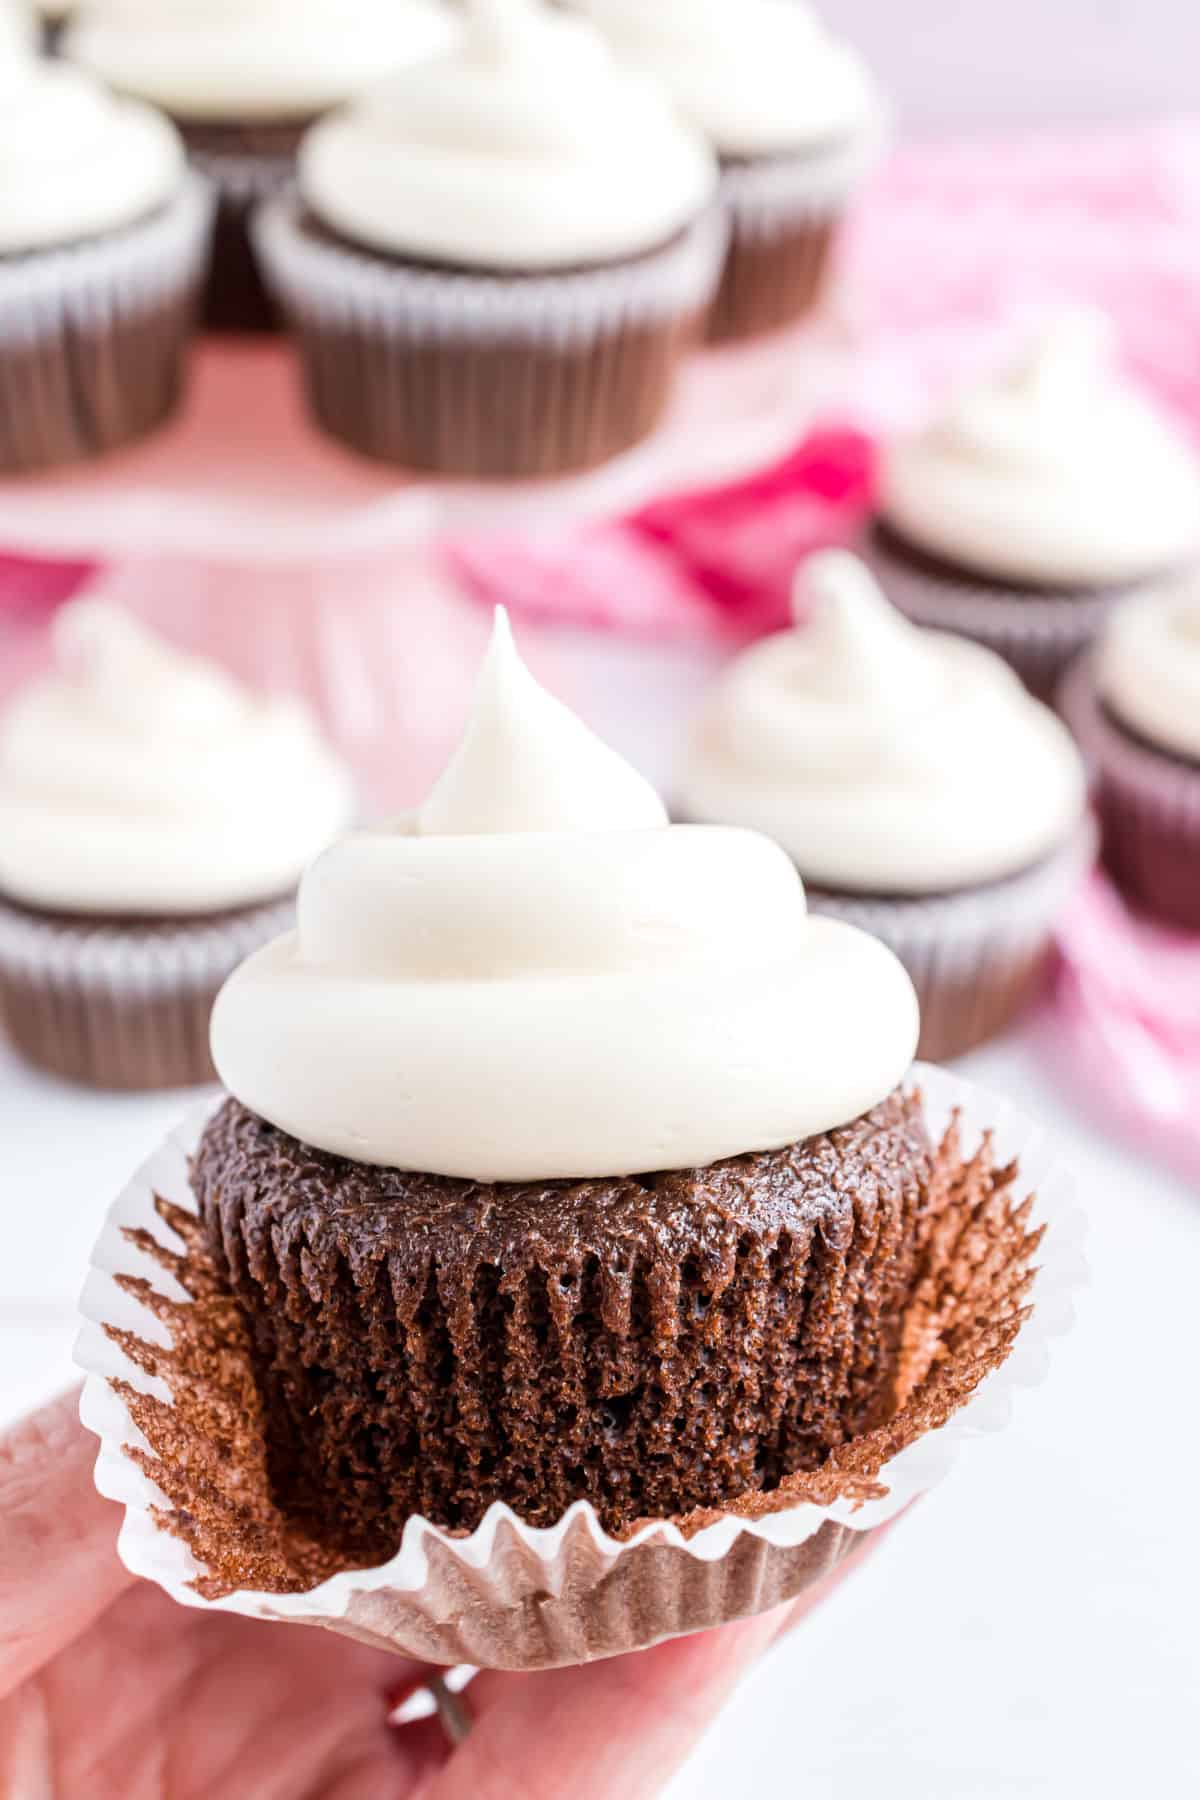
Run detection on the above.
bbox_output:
[76,1063,1083,1672]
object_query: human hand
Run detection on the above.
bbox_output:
[0,1391,884,1799]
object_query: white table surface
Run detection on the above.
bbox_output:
[2,1027,1196,1799]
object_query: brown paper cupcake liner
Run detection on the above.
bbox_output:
[180,125,306,332]
[859,523,1156,705]
[0,892,294,1090]
[807,821,1097,1062]
[0,174,213,473]
[253,192,728,477]
[1060,655,1200,930]
[708,117,885,343]
[77,1066,1083,1670]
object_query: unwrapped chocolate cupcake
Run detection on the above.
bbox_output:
[0,598,354,1089]
[678,552,1092,1061]
[574,0,884,343]
[1062,584,1200,930]
[864,309,1200,702]
[65,0,457,331]
[0,32,212,472]
[78,610,1079,1669]
[254,0,724,477]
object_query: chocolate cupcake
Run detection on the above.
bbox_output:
[198,609,923,1550]
[34,0,72,54]
[0,599,355,1090]
[65,0,456,331]
[864,308,1200,703]
[677,553,1092,1062]
[574,0,884,343]
[1062,585,1200,930]
[254,0,724,477]
[0,39,212,473]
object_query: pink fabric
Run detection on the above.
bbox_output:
[1053,876,1200,1187]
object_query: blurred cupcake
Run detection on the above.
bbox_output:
[199,608,922,1551]
[65,0,457,331]
[35,0,72,53]
[573,0,883,343]
[677,552,1092,1061]
[1062,585,1200,930]
[254,0,723,477]
[0,35,211,473]
[865,308,1200,702]
[0,599,354,1090]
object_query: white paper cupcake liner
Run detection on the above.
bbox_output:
[253,191,728,346]
[76,1063,1084,1669]
[808,823,1097,1061]
[0,173,214,341]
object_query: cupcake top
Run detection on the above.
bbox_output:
[880,308,1200,589]
[66,0,456,123]
[0,35,184,251]
[678,552,1087,895]
[298,0,717,271]
[1095,584,1200,763]
[212,611,918,1182]
[0,601,355,917]
[573,0,878,159]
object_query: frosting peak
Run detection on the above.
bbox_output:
[298,3,716,270]
[679,553,1087,894]
[0,600,355,917]
[881,306,1200,587]
[212,613,918,1181]
[419,611,666,837]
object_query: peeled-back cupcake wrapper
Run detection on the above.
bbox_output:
[1061,655,1200,928]
[0,894,294,1090]
[76,1063,1084,1671]
[861,533,1140,705]
[808,822,1097,1061]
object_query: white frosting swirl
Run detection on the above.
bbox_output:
[299,0,716,269]
[1096,584,1200,762]
[881,308,1200,588]
[678,552,1087,894]
[66,0,457,122]
[573,0,878,158]
[0,42,184,252]
[212,611,917,1181]
[0,601,355,917]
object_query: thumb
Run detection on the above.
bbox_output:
[0,1388,132,1700]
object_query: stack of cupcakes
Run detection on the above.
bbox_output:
[864,308,1200,702]
[0,22,212,471]
[65,0,458,330]
[677,552,1092,1060]
[254,0,725,477]
[574,0,885,343]
[0,599,354,1089]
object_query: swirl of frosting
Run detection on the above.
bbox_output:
[298,0,716,269]
[66,0,456,122]
[880,308,1200,588]
[1096,583,1200,762]
[572,0,878,158]
[0,42,184,252]
[212,611,917,1181]
[0,601,355,916]
[678,552,1086,894]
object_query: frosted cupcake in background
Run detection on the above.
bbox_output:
[865,308,1200,702]
[0,30,211,472]
[572,0,883,343]
[255,0,723,477]
[677,552,1092,1061]
[35,0,72,52]
[0,600,355,1090]
[65,0,457,331]
[1063,585,1200,930]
